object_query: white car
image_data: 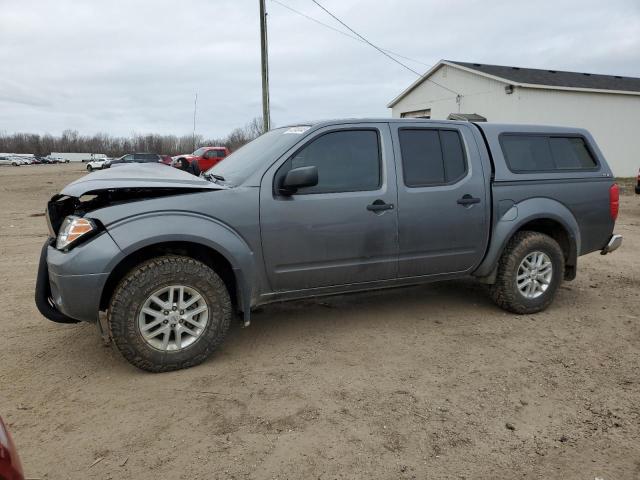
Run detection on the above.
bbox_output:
[12,156,30,165]
[0,155,21,166]
[86,159,110,171]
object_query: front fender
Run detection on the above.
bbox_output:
[106,211,257,320]
[473,197,580,278]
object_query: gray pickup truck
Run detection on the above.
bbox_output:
[36,119,622,372]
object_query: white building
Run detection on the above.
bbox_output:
[387,60,640,176]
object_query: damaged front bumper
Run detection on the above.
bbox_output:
[35,240,80,323]
[35,232,123,323]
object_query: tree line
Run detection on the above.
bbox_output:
[0,117,265,157]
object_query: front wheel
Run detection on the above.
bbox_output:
[490,231,564,314]
[108,256,232,372]
[87,165,93,172]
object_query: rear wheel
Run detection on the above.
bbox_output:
[108,256,232,372]
[490,231,564,314]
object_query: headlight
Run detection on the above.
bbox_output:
[56,216,97,250]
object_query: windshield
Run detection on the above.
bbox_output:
[193,147,207,156]
[207,127,308,186]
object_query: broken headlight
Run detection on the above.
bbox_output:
[55,216,98,251]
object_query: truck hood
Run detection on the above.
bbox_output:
[61,163,222,197]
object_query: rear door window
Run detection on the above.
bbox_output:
[501,134,597,172]
[399,129,467,187]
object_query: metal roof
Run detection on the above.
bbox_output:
[449,60,640,93]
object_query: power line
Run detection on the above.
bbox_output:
[309,0,460,96]
[269,0,431,67]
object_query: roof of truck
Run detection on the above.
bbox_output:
[283,118,588,131]
[283,118,471,128]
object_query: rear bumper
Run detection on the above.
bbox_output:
[601,234,622,255]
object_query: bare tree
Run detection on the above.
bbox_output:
[0,117,267,157]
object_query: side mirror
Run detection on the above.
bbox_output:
[280,166,318,195]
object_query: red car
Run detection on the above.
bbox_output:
[0,417,24,480]
[174,147,230,171]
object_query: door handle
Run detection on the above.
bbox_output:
[457,194,481,206]
[367,200,394,212]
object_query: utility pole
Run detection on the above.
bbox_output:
[259,0,270,132]
[192,92,198,151]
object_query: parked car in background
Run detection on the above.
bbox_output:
[8,154,37,165]
[173,146,229,171]
[0,156,21,166]
[86,158,110,172]
[104,153,166,169]
[46,155,68,163]
[37,119,622,372]
[11,156,29,165]
[0,416,25,480]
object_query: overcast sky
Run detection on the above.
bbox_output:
[1,0,639,138]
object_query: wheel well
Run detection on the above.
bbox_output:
[99,241,237,311]
[515,218,576,279]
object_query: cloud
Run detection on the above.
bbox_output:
[0,0,638,137]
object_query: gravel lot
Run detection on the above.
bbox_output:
[0,164,638,479]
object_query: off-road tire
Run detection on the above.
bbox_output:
[490,231,564,314]
[108,255,232,372]
[87,165,93,172]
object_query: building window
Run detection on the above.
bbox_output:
[400,109,431,119]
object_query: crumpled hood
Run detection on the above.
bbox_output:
[61,163,222,197]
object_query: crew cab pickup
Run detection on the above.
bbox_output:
[174,146,230,171]
[35,119,622,372]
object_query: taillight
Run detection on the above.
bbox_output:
[609,183,619,221]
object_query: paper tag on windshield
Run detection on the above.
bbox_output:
[283,126,310,134]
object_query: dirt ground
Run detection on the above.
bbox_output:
[0,164,638,480]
